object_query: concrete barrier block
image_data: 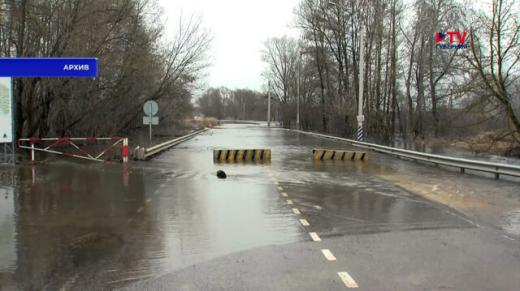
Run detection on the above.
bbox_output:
[213,149,271,162]
[312,149,367,161]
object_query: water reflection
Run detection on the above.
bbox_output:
[0,187,16,291]
[286,182,471,235]
[0,141,304,291]
[0,164,153,290]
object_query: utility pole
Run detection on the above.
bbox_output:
[219,88,226,120]
[297,53,301,130]
[267,80,271,127]
[149,103,153,147]
[324,0,365,141]
[357,29,365,142]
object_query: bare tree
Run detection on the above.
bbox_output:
[467,0,520,137]
[1,0,212,138]
[261,35,300,126]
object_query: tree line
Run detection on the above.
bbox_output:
[0,0,212,138]
[197,87,269,121]
[261,0,520,143]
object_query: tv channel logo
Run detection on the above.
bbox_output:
[435,31,468,49]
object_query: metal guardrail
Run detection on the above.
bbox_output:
[143,128,208,159]
[297,130,520,179]
[220,120,263,125]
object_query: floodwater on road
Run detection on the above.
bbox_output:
[0,124,516,290]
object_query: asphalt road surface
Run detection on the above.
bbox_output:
[0,124,519,291]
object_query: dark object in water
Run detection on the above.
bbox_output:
[217,170,227,179]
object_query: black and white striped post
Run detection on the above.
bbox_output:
[357,125,363,142]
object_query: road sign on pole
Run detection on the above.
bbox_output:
[143,116,159,125]
[143,101,158,116]
[143,101,159,147]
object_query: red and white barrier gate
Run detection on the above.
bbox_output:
[18,137,129,165]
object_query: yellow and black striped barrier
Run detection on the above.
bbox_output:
[213,149,271,163]
[312,149,367,161]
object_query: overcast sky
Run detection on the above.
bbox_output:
[158,0,301,92]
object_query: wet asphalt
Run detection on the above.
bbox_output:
[0,124,519,291]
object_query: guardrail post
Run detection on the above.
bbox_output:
[135,147,145,161]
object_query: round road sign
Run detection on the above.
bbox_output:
[143,100,159,116]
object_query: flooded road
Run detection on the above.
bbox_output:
[0,124,518,291]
